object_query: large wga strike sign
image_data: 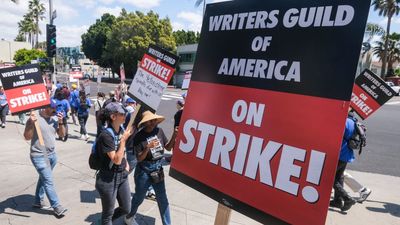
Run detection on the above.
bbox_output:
[0,64,50,115]
[170,1,370,225]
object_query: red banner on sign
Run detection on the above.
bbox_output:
[171,81,349,225]
[140,54,175,83]
[350,84,381,119]
[5,83,50,114]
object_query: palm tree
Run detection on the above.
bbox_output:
[373,33,400,76]
[372,0,400,78]
[365,23,385,43]
[28,0,46,48]
[18,14,36,47]
[195,0,206,16]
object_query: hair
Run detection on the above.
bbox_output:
[97,92,105,98]
[55,88,64,100]
[79,90,86,101]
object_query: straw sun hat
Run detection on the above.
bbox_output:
[138,111,165,127]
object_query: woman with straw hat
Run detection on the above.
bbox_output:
[125,111,178,225]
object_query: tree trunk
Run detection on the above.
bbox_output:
[380,14,392,79]
[35,18,39,49]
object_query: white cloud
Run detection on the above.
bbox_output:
[119,0,160,9]
[57,25,89,47]
[55,3,79,21]
[0,1,29,41]
[95,6,122,17]
[172,22,185,31]
[174,11,203,32]
[100,0,116,4]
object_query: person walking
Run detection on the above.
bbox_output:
[52,89,70,141]
[330,111,357,211]
[125,111,178,225]
[95,102,133,225]
[23,101,67,216]
[0,86,9,128]
[69,84,79,125]
[77,91,92,141]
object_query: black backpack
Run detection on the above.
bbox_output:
[347,118,367,155]
[89,127,122,170]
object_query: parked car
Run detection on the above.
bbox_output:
[386,81,400,96]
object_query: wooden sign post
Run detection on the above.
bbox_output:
[214,203,232,225]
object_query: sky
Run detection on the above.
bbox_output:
[0,0,399,47]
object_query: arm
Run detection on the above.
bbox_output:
[24,112,37,140]
[164,127,178,151]
[106,128,132,165]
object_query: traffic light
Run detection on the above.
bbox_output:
[46,24,56,57]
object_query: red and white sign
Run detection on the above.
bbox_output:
[128,45,179,110]
[0,64,50,114]
[169,1,371,225]
[350,69,396,120]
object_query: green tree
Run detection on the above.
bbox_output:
[81,13,116,67]
[372,0,400,78]
[13,48,48,70]
[373,33,400,77]
[173,30,200,46]
[14,32,26,42]
[28,0,46,48]
[102,10,176,78]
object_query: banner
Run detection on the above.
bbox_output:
[351,69,396,120]
[120,63,126,82]
[128,44,179,110]
[169,1,371,225]
[0,64,50,114]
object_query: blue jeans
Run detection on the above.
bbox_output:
[30,153,60,208]
[128,161,171,225]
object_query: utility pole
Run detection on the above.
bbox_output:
[49,0,56,85]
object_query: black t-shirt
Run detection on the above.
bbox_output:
[133,127,168,161]
[97,127,126,171]
[174,109,183,128]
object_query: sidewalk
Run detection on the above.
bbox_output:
[0,114,399,225]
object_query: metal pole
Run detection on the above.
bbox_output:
[49,0,53,25]
[8,41,12,62]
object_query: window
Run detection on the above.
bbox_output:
[179,53,196,63]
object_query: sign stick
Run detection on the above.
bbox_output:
[214,203,232,225]
[33,119,45,146]
[127,103,141,129]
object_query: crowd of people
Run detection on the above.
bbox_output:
[1,76,373,224]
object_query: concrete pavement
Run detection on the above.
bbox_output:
[0,113,399,225]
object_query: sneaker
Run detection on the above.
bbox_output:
[145,191,156,200]
[54,205,68,216]
[85,134,89,141]
[32,200,51,209]
[124,215,139,225]
[341,198,356,212]
[1,123,5,128]
[329,199,343,208]
[357,188,372,203]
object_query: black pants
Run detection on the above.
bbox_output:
[95,170,131,225]
[78,113,89,135]
[333,160,351,201]
[0,104,9,124]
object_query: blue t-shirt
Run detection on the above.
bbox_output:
[0,93,7,106]
[52,98,70,117]
[69,90,79,108]
[340,117,356,163]
[77,98,91,115]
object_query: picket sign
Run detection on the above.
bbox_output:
[214,203,232,225]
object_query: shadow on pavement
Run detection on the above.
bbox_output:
[365,200,400,218]
[80,190,100,204]
[0,194,54,218]
[85,213,156,225]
